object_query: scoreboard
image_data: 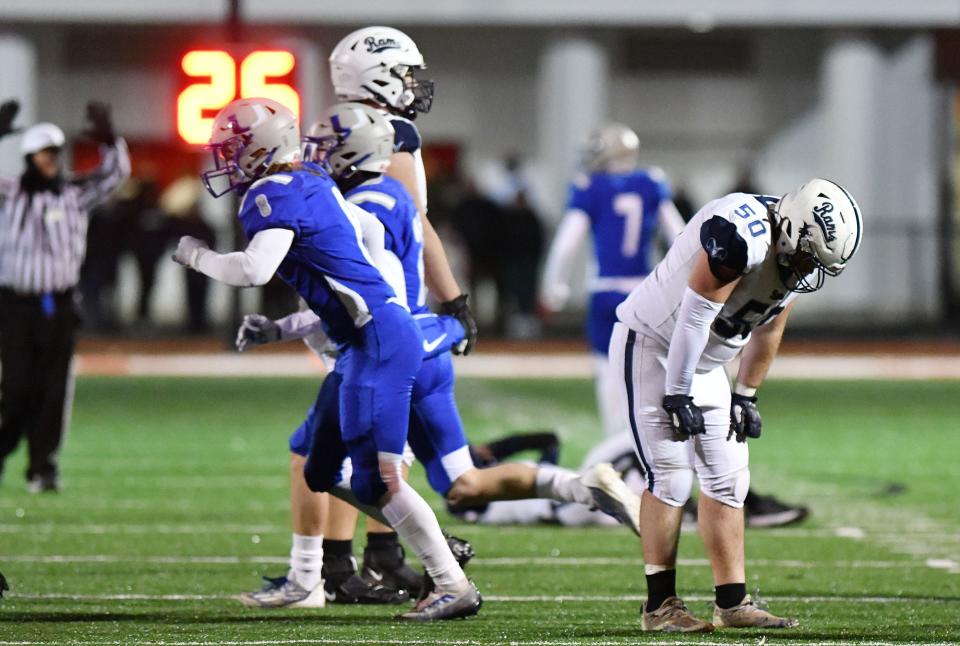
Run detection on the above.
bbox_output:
[176,48,301,145]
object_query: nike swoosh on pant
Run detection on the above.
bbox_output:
[422,334,448,353]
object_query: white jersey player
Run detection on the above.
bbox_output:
[610,179,862,632]
[329,26,476,346]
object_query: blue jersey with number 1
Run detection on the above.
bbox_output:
[567,168,671,279]
[345,176,427,315]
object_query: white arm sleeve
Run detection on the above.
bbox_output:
[345,202,408,306]
[194,228,293,287]
[658,200,687,243]
[275,309,323,340]
[664,287,725,395]
[539,209,590,309]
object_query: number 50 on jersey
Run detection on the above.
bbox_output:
[177,49,301,145]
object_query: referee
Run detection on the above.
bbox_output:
[0,99,129,492]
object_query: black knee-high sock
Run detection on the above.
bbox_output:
[645,569,677,611]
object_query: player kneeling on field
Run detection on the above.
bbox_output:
[610,179,862,632]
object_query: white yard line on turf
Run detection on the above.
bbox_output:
[8,593,958,604]
[75,351,960,380]
[7,644,956,646]
[0,524,284,534]
[5,521,959,542]
[0,644,956,646]
[0,554,931,570]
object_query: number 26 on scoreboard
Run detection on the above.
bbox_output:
[177,50,300,145]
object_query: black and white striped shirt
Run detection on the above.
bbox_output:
[0,139,130,294]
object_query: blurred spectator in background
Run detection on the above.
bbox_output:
[671,184,696,223]
[80,196,125,331]
[730,166,759,195]
[502,188,544,339]
[0,99,129,492]
[450,178,508,332]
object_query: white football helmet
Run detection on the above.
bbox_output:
[329,26,434,119]
[583,123,640,173]
[201,97,300,197]
[305,102,395,180]
[772,178,863,292]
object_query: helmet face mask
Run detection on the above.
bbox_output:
[397,66,434,116]
[202,135,259,198]
[302,134,341,171]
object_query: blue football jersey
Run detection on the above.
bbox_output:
[345,176,427,315]
[237,164,398,345]
[567,168,672,278]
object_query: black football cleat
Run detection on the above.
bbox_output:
[362,541,423,598]
[323,554,408,604]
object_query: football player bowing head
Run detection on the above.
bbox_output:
[610,179,861,632]
[172,97,479,621]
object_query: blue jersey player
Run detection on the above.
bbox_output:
[172,97,480,621]
[540,123,685,437]
[238,103,643,602]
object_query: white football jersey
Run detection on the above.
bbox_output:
[616,192,800,372]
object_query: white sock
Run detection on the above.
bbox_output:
[382,480,468,594]
[288,533,323,591]
[536,465,593,505]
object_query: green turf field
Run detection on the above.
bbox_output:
[1,376,959,644]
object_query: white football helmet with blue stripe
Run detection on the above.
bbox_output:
[305,102,395,180]
[773,178,863,292]
[329,26,434,119]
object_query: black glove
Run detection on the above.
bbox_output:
[441,293,478,355]
[83,101,116,145]
[662,394,705,436]
[0,570,8,598]
[729,392,762,443]
[0,100,19,139]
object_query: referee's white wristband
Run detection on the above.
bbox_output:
[734,383,757,398]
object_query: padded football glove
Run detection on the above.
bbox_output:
[171,235,209,269]
[440,294,478,355]
[236,314,281,352]
[0,100,19,139]
[662,394,705,436]
[83,101,116,145]
[729,392,762,443]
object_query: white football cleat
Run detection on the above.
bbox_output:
[581,462,641,536]
[237,575,326,609]
[398,581,482,621]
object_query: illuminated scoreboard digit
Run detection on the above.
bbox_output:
[177,49,301,145]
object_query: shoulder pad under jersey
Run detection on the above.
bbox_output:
[389,116,421,153]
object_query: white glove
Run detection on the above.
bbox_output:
[172,236,209,269]
[236,314,282,352]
